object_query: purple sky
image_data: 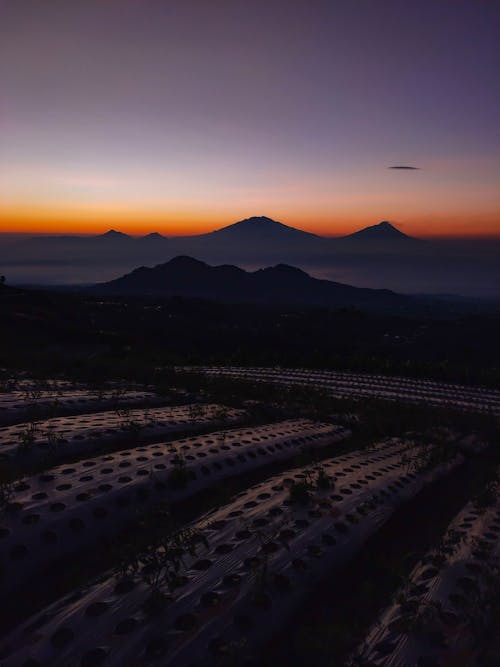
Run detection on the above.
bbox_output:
[1,0,499,236]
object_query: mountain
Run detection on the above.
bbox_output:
[139,232,165,240]
[340,221,412,241]
[104,256,248,293]
[96,255,416,312]
[204,216,320,241]
[95,229,132,241]
[3,217,497,298]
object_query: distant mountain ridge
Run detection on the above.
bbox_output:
[4,216,496,299]
[86,217,411,242]
[96,255,415,312]
[14,217,415,245]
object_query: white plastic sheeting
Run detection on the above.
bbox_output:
[349,490,500,667]
[0,437,469,666]
[187,366,500,415]
[0,404,245,468]
[0,389,165,427]
[0,420,348,598]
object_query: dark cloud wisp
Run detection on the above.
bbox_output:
[388,166,421,170]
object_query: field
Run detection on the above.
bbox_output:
[0,369,498,666]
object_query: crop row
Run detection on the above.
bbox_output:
[349,483,499,667]
[195,365,497,396]
[0,420,348,598]
[0,435,478,666]
[0,404,244,469]
[192,366,500,414]
[0,388,165,427]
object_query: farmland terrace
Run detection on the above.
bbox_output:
[186,366,500,416]
[0,374,498,666]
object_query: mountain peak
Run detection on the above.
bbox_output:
[211,215,319,240]
[270,263,309,276]
[241,216,277,224]
[343,221,411,241]
[98,229,131,239]
[140,232,164,240]
[166,255,208,268]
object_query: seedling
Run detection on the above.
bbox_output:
[17,421,39,453]
[45,428,65,456]
[288,478,314,505]
[288,467,330,504]
[167,447,193,489]
[111,387,127,412]
[213,405,229,423]
[116,505,209,613]
[217,427,227,448]
[187,402,205,423]
[22,385,43,402]
[316,466,331,490]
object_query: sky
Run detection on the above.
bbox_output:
[0,0,499,237]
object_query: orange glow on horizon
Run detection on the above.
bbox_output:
[0,205,499,238]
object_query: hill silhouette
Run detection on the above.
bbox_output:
[96,255,415,311]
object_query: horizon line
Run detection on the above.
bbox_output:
[1,227,499,241]
[1,210,499,238]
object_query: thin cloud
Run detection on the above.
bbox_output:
[388,165,420,170]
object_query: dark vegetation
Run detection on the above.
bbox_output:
[1,283,499,387]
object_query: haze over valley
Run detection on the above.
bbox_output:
[1,217,498,298]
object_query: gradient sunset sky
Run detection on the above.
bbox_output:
[1,0,499,237]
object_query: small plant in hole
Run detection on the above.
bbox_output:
[427,527,468,568]
[167,448,193,489]
[187,402,205,423]
[288,479,313,505]
[213,405,229,424]
[23,384,43,402]
[45,428,65,456]
[17,421,39,453]
[143,407,153,426]
[116,505,209,614]
[216,427,227,449]
[288,467,330,504]
[316,466,331,490]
